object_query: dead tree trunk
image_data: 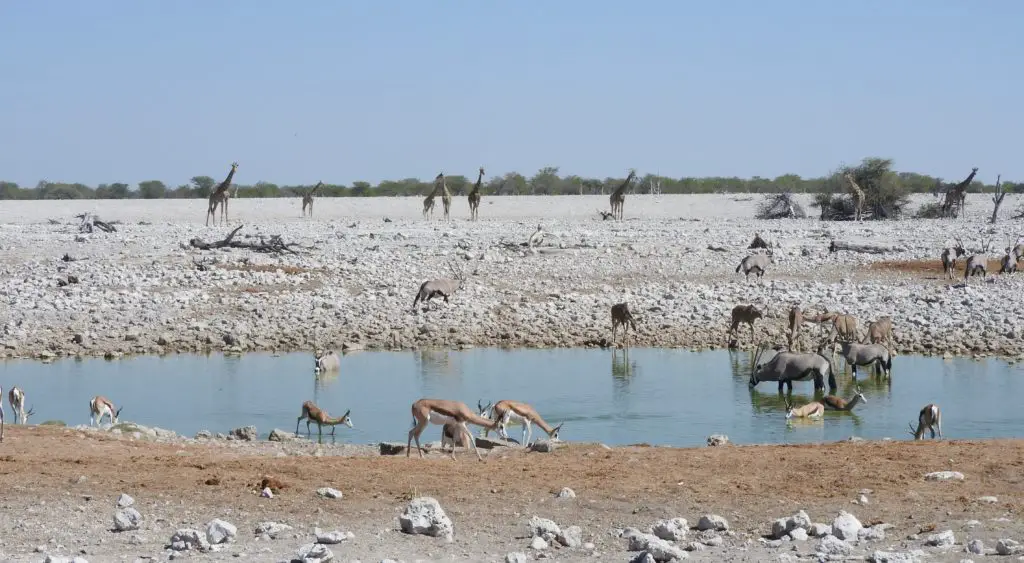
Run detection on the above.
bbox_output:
[991,174,1005,224]
[828,240,907,254]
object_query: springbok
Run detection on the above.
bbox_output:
[89,396,122,426]
[909,403,942,440]
[313,350,340,373]
[822,386,867,411]
[728,304,763,342]
[8,386,34,424]
[482,399,563,446]
[440,416,470,453]
[833,339,893,378]
[407,398,501,461]
[785,399,824,419]
[735,250,773,282]
[749,344,837,393]
[295,401,352,439]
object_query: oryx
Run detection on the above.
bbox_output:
[748,344,838,393]
[833,338,892,379]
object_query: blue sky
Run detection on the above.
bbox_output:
[1,1,1020,187]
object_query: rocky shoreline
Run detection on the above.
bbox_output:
[2,195,1023,363]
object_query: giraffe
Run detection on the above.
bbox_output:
[422,173,442,219]
[609,169,637,220]
[206,162,238,226]
[468,167,485,221]
[941,167,978,219]
[302,181,323,218]
[843,171,865,222]
[441,174,452,221]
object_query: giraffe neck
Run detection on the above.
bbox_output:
[217,167,236,194]
[613,173,634,197]
[470,171,483,195]
[956,170,977,190]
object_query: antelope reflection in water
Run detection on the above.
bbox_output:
[611,348,637,379]
[416,349,456,380]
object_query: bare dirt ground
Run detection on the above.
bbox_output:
[1,426,1021,562]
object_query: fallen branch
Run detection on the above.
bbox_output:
[189,225,301,254]
[828,240,907,254]
[75,213,117,233]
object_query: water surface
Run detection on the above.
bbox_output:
[2,348,1022,447]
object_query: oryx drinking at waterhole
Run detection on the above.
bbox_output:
[833,339,892,379]
[748,344,837,393]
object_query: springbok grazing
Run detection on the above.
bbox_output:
[412,261,465,311]
[482,399,563,446]
[313,350,340,373]
[89,396,122,426]
[822,386,867,411]
[865,316,895,350]
[611,302,638,346]
[728,304,763,342]
[909,403,942,440]
[735,250,773,282]
[407,398,501,461]
[8,386,33,424]
[749,344,837,393]
[963,237,992,283]
[833,339,893,379]
[295,401,352,439]
[785,399,824,419]
[941,239,967,280]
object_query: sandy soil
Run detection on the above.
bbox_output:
[0,426,1020,562]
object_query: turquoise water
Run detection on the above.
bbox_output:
[2,348,1021,447]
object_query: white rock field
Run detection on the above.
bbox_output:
[1,193,1022,360]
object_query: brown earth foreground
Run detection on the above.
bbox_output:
[0,426,1022,561]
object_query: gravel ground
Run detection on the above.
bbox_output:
[1,194,1022,362]
[0,424,1021,563]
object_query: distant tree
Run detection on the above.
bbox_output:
[190,176,216,198]
[350,181,372,197]
[138,180,167,199]
[813,157,909,220]
[0,181,23,199]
